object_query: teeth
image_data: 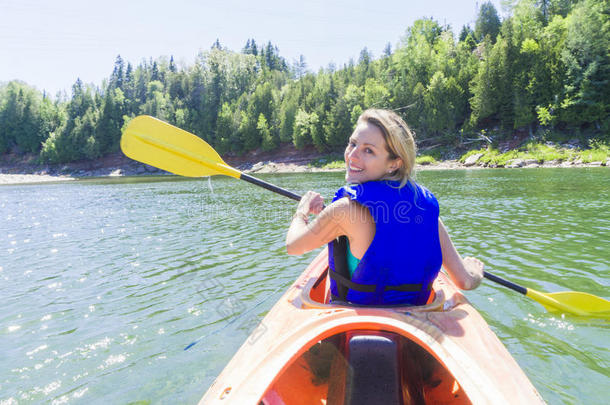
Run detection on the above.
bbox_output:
[349,166,363,172]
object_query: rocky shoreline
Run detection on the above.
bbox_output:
[1,150,607,186]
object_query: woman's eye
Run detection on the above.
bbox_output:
[365,148,373,154]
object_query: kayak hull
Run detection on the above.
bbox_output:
[200,249,544,404]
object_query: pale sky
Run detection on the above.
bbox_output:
[1,0,504,96]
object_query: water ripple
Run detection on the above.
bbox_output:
[1,171,608,404]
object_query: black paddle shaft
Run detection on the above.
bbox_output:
[240,173,302,202]
[484,271,527,295]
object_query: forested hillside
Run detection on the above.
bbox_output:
[0,0,607,164]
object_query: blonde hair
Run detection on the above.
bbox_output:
[357,109,417,187]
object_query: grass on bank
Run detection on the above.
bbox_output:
[309,154,345,169]
[415,155,437,165]
[459,140,610,166]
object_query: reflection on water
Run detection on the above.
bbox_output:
[1,168,608,404]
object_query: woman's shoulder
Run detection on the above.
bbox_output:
[327,194,364,212]
[334,180,438,208]
[324,195,371,226]
[410,181,438,202]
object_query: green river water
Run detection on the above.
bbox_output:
[1,168,608,404]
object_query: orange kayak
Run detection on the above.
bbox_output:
[200,248,544,404]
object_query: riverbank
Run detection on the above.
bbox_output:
[1,144,608,185]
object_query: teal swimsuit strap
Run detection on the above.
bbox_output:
[346,239,361,278]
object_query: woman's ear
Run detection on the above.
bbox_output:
[389,158,403,173]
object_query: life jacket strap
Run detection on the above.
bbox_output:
[329,269,376,293]
[329,269,432,294]
[332,236,351,301]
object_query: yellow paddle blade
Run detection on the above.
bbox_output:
[526,289,610,318]
[120,115,241,178]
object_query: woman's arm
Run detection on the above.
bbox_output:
[286,192,350,255]
[438,218,484,290]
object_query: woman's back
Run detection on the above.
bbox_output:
[328,181,442,305]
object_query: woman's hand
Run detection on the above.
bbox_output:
[295,191,324,217]
[461,256,484,290]
[286,194,347,255]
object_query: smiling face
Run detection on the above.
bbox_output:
[344,121,402,184]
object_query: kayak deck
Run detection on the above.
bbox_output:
[200,249,544,404]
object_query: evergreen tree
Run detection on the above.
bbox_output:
[279,91,299,142]
[355,47,374,86]
[559,0,609,129]
[215,102,240,153]
[423,72,464,133]
[0,82,49,153]
[293,55,308,79]
[96,88,126,152]
[258,113,276,151]
[324,97,352,147]
[169,55,177,73]
[151,61,160,82]
[475,2,502,43]
[459,25,474,42]
[110,55,125,90]
[240,109,258,150]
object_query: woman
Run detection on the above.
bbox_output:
[286,109,483,306]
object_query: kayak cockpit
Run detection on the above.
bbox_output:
[258,268,469,404]
[260,329,471,405]
[298,267,447,313]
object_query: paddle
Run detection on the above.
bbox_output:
[120,115,610,319]
[120,115,302,202]
[484,271,610,318]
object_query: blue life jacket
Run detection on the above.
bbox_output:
[328,180,442,306]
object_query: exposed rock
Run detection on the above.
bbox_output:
[506,159,524,168]
[464,153,484,167]
[250,161,265,172]
[523,159,539,165]
[588,161,603,166]
[256,162,278,173]
[524,163,540,168]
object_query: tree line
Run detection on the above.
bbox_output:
[0,0,607,163]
